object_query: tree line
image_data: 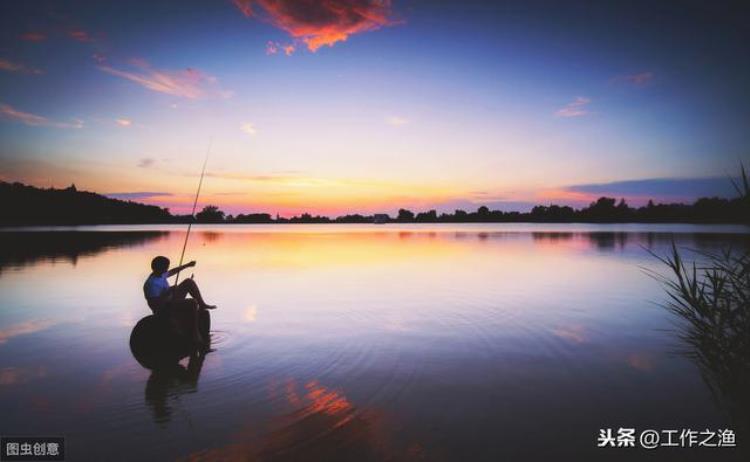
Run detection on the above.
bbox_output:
[196,197,748,224]
[1,180,747,226]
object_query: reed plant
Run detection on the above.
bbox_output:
[650,163,750,430]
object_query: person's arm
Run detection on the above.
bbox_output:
[167,260,196,277]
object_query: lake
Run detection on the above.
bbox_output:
[1,223,749,461]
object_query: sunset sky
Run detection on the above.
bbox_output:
[1,0,748,216]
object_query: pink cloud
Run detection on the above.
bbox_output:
[234,0,397,52]
[555,97,591,118]
[0,59,43,75]
[137,157,155,168]
[266,40,296,56]
[98,59,231,99]
[615,71,654,86]
[0,103,83,129]
[266,41,279,54]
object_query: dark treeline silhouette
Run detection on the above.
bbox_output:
[210,196,747,224]
[1,180,748,226]
[1,181,172,225]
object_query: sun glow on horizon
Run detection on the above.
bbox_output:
[1,1,746,214]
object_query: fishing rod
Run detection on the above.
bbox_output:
[174,138,212,287]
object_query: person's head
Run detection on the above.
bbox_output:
[151,256,170,274]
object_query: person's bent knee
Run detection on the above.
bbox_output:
[171,299,197,312]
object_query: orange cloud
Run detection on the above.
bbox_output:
[0,58,43,75]
[266,40,296,56]
[234,0,397,52]
[69,29,94,42]
[98,59,231,99]
[0,103,83,129]
[536,187,595,204]
[19,32,46,42]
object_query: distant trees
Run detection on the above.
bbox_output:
[335,214,371,223]
[397,209,415,222]
[381,197,746,224]
[286,213,330,223]
[234,213,273,223]
[415,210,437,222]
[530,205,575,222]
[1,180,747,226]
[195,205,225,223]
[0,181,172,225]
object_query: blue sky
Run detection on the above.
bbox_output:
[0,0,748,215]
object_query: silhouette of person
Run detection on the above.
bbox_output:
[143,255,216,346]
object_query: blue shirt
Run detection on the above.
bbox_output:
[143,273,170,300]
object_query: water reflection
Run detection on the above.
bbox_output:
[187,379,423,462]
[145,352,206,425]
[1,224,749,461]
[1,228,747,277]
[528,230,750,252]
[130,310,213,424]
[660,254,750,440]
[684,329,750,432]
[0,319,58,344]
[0,365,47,386]
[0,231,167,273]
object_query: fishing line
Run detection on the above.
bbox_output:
[175,137,212,286]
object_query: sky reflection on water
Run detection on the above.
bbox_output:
[0,224,748,461]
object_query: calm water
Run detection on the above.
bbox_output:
[1,223,749,461]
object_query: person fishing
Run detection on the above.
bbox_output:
[143,256,216,345]
[142,138,216,346]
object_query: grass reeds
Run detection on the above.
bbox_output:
[652,244,750,360]
[651,244,750,431]
[650,162,750,430]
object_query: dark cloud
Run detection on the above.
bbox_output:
[566,177,738,200]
